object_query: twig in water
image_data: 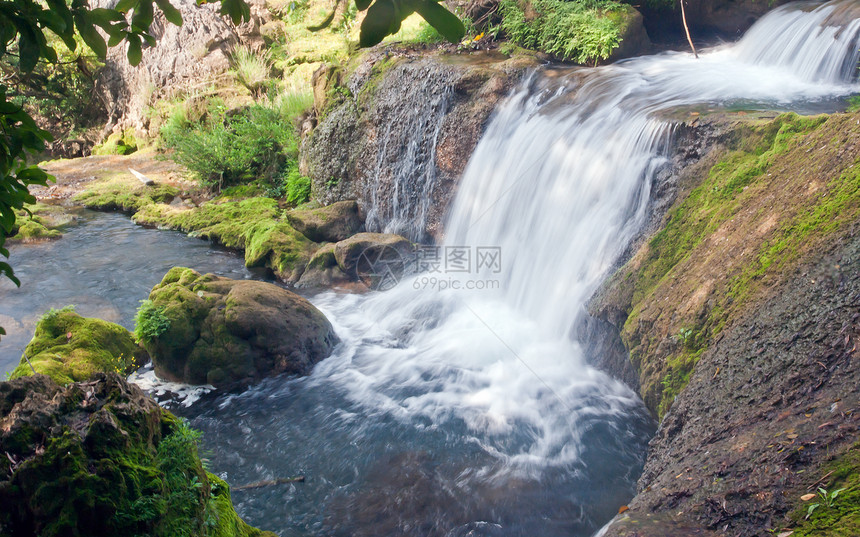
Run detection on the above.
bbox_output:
[680,0,698,58]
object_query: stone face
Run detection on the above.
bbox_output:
[95,0,271,135]
[286,200,365,243]
[143,267,339,387]
[296,243,353,289]
[0,373,274,537]
[304,52,538,242]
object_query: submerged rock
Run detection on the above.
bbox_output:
[9,308,146,386]
[141,267,339,387]
[0,373,274,536]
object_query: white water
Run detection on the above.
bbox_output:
[310,0,860,472]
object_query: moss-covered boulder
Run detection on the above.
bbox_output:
[10,308,147,386]
[296,243,353,288]
[0,373,274,537]
[141,267,339,387]
[498,0,650,64]
[286,200,365,243]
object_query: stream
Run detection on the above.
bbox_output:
[2,0,860,535]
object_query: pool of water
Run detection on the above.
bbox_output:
[0,210,261,374]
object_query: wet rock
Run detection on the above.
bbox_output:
[142,267,339,387]
[0,373,274,536]
[286,200,365,243]
[304,52,538,242]
[296,243,353,289]
[9,308,146,386]
[333,232,413,278]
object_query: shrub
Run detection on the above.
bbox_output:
[160,103,309,194]
[134,299,171,342]
[498,0,624,64]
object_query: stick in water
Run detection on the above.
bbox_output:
[680,0,698,58]
[234,476,305,491]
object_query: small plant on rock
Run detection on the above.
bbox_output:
[806,486,847,519]
[134,299,171,343]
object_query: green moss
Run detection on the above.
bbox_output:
[8,203,72,241]
[12,217,62,240]
[206,473,274,537]
[75,182,179,213]
[133,197,317,280]
[93,129,142,156]
[10,308,145,385]
[498,0,627,64]
[629,114,827,311]
[789,444,860,536]
[613,113,841,417]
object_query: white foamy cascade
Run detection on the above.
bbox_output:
[311,0,860,470]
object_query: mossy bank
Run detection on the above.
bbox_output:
[596,111,860,536]
[0,373,274,536]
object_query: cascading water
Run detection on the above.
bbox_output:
[363,65,456,242]
[175,2,860,535]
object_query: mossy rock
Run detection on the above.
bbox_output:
[0,373,275,537]
[296,243,352,288]
[286,200,365,243]
[133,197,318,283]
[11,217,62,241]
[10,309,147,386]
[75,183,179,213]
[141,267,339,387]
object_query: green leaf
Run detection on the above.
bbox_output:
[115,0,139,13]
[154,0,183,25]
[132,0,154,31]
[127,34,142,65]
[0,262,20,287]
[45,0,74,34]
[414,0,464,43]
[17,25,40,72]
[74,14,108,58]
[359,0,396,47]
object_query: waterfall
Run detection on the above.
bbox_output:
[178,3,860,535]
[314,0,860,471]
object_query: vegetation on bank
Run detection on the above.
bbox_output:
[789,443,860,536]
[498,0,630,63]
[135,197,317,281]
[597,111,860,417]
[0,373,274,537]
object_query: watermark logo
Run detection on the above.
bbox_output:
[355,244,503,292]
[354,244,410,291]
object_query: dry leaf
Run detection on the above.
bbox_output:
[801,493,816,501]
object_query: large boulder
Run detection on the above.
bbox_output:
[286,200,365,243]
[140,267,339,387]
[10,308,146,386]
[297,232,414,290]
[0,373,274,536]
